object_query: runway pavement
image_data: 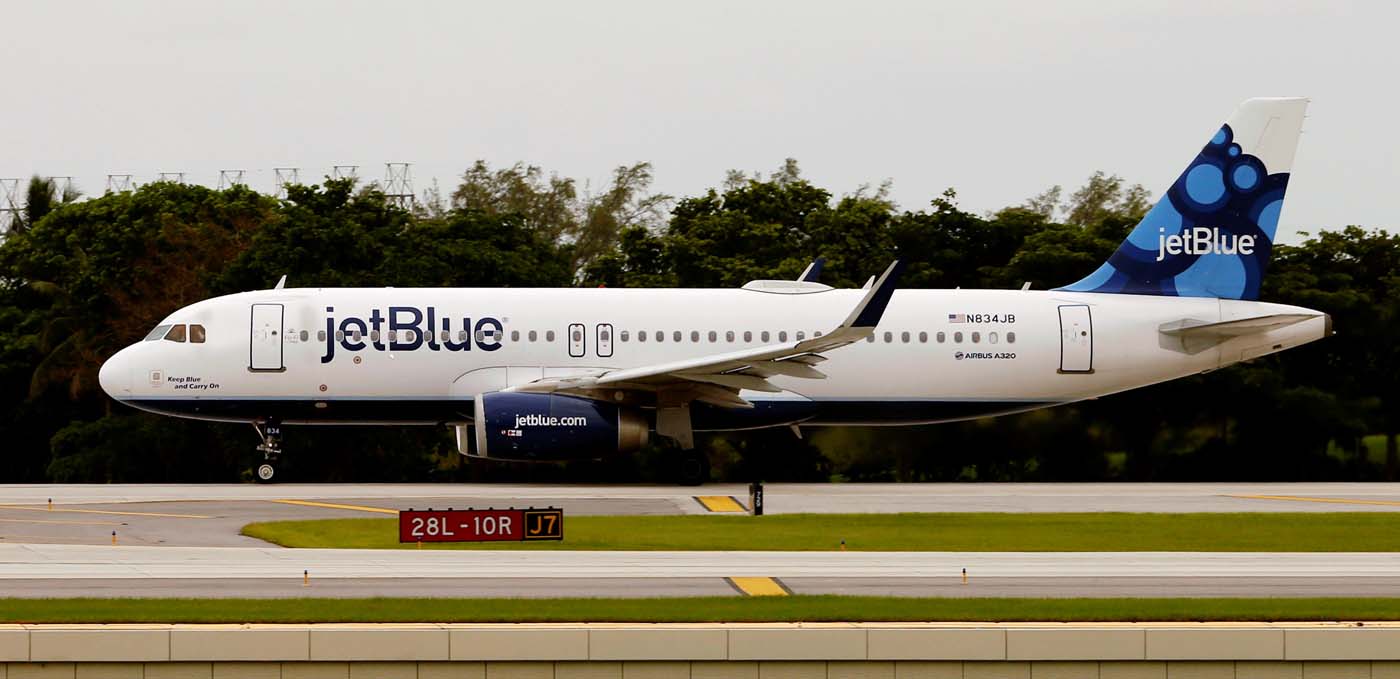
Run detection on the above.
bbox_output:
[2,544,1399,598]
[6,482,1400,548]
[7,576,1398,599]
[8,481,1400,511]
[3,483,1400,599]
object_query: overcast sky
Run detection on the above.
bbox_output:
[4,1,1394,243]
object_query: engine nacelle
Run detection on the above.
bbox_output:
[471,392,649,460]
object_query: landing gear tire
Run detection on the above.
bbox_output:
[252,420,283,484]
[677,450,710,487]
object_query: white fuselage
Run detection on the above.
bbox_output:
[98,285,1328,429]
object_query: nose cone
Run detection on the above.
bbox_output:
[99,348,132,399]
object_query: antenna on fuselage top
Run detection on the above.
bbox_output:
[274,275,287,290]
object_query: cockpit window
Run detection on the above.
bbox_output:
[145,325,173,341]
[190,324,207,343]
[164,324,187,343]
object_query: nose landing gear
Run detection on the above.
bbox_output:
[253,421,282,484]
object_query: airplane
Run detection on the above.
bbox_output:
[98,98,1329,485]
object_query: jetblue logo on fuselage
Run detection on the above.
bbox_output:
[321,306,502,363]
[1157,227,1256,262]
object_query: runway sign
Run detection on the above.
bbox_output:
[398,507,563,543]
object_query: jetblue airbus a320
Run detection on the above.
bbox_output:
[98,98,1330,484]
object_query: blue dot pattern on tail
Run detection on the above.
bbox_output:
[1057,123,1288,301]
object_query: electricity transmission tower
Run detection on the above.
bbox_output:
[384,162,414,208]
[218,170,246,190]
[106,174,133,193]
[0,178,20,233]
[274,168,300,198]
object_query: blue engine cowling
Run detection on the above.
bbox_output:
[471,392,650,460]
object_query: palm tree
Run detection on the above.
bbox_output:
[6,175,82,234]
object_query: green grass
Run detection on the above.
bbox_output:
[242,512,1400,552]
[7,597,1400,623]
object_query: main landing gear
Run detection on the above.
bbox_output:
[253,420,282,484]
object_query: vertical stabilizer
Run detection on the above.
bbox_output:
[1056,97,1308,300]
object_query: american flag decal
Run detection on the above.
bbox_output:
[948,313,966,323]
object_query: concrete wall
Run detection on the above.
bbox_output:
[3,623,1400,678]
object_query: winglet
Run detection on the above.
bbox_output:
[797,257,826,283]
[841,260,904,329]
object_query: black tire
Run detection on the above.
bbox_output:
[255,462,277,484]
[676,450,710,486]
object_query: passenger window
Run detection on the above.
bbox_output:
[744,331,752,342]
[882,331,892,343]
[937,331,946,343]
[638,331,646,343]
[814,330,822,337]
[673,331,682,342]
[572,328,582,342]
[972,332,981,343]
[164,324,187,343]
[353,330,363,342]
[761,331,771,342]
[1007,332,1017,344]
[387,330,398,342]
[546,330,556,342]
[145,325,172,341]
[954,332,963,343]
[655,331,664,343]
[620,330,629,342]
[866,335,874,342]
[779,331,788,342]
[918,331,927,343]
[796,331,805,340]
[529,330,538,342]
[708,331,717,342]
[299,330,309,342]
[512,330,520,342]
[726,331,735,342]
[901,331,910,343]
[371,330,381,343]
[989,332,999,344]
[691,331,700,342]
[334,330,343,342]
[192,325,207,343]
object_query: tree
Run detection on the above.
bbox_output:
[1032,171,1152,228]
[449,160,668,276]
[6,175,82,235]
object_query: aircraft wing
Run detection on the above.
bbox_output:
[506,260,904,408]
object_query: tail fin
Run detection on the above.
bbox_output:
[1056,97,1308,300]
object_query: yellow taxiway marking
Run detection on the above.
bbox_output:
[727,577,790,597]
[0,517,124,527]
[0,504,210,519]
[1227,494,1400,508]
[695,496,747,513]
[272,499,400,515]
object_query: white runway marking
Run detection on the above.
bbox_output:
[3,544,1399,580]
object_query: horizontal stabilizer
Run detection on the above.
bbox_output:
[1160,313,1316,337]
[1159,313,1319,354]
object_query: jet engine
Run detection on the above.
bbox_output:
[467,392,649,460]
